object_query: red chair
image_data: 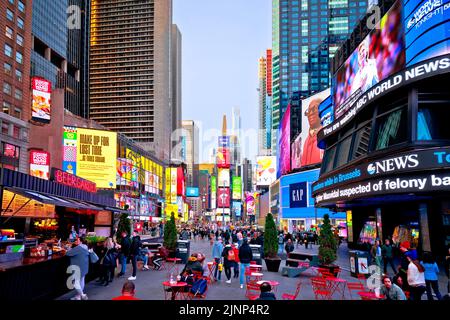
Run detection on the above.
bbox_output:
[311,277,332,300]
[245,282,261,300]
[282,281,302,300]
[250,261,257,265]
[347,282,365,300]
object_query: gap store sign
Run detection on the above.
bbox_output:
[280,169,343,219]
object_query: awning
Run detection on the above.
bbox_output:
[105,207,129,214]
[5,187,104,211]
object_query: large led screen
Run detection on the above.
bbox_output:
[256,156,277,186]
[277,105,291,178]
[333,0,405,119]
[404,0,450,66]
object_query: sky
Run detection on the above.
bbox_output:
[173,0,272,163]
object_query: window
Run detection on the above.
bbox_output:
[322,145,337,174]
[16,34,23,46]
[18,1,25,13]
[6,9,14,21]
[13,107,21,119]
[5,26,13,39]
[374,107,407,150]
[17,17,24,29]
[15,69,22,82]
[3,101,12,114]
[5,44,15,59]
[9,0,14,4]
[2,123,9,135]
[14,88,22,100]
[417,102,450,141]
[4,63,12,75]
[12,126,19,139]
[15,52,23,64]
[3,82,12,95]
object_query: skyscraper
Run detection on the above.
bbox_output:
[230,107,241,168]
[31,0,90,118]
[258,49,273,156]
[171,24,182,138]
[271,0,369,154]
[1,0,32,173]
[181,120,199,187]
[89,0,174,162]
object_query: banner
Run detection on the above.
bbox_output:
[186,187,199,197]
[256,156,277,186]
[63,127,77,175]
[31,77,51,123]
[289,182,308,208]
[218,136,230,148]
[170,168,177,204]
[211,176,217,209]
[76,128,117,188]
[232,201,242,217]
[245,191,256,216]
[232,176,242,200]
[277,105,291,178]
[29,150,50,180]
[217,188,230,208]
[216,147,230,168]
[218,168,230,187]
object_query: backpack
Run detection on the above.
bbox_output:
[190,279,207,296]
[227,249,236,261]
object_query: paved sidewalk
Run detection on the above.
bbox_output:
[57,238,449,300]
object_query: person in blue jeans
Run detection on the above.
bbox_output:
[238,238,253,289]
[118,231,131,277]
[212,236,224,280]
[421,252,442,300]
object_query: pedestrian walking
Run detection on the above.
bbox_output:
[128,231,143,281]
[212,237,224,281]
[277,233,284,255]
[238,238,253,289]
[285,239,294,255]
[382,239,396,275]
[371,240,383,271]
[421,252,442,300]
[118,231,131,278]
[99,237,118,286]
[66,237,89,300]
[407,255,426,300]
[232,243,240,279]
[222,242,235,284]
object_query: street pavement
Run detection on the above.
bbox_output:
[57,237,449,300]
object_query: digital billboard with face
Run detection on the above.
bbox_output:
[333,0,405,119]
[256,156,277,186]
[277,105,291,178]
[404,0,450,66]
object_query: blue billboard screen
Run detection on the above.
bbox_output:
[404,0,450,66]
[186,187,199,197]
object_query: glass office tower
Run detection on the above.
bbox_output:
[271,0,369,154]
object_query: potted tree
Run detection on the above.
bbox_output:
[116,212,131,245]
[318,214,339,276]
[163,212,178,258]
[263,213,282,272]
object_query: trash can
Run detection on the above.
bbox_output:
[249,244,262,265]
[349,250,370,278]
[176,240,190,264]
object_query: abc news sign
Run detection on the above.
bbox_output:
[312,147,450,197]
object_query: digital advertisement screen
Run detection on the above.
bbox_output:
[31,77,51,123]
[256,156,277,186]
[186,187,199,197]
[245,191,256,216]
[76,128,117,189]
[232,176,242,200]
[29,150,50,180]
[333,0,405,119]
[291,134,302,171]
[318,95,334,127]
[232,201,242,217]
[216,147,230,168]
[217,188,230,208]
[404,0,450,66]
[277,104,291,178]
[218,168,230,187]
[170,168,177,204]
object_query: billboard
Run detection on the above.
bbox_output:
[211,176,217,209]
[63,127,77,175]
[218,168,230,187]
[186,187,199,197]
[177,166,185,196]
[216,147,230,168]
[29,150,50,180]
[165,168,172,204]
[170,168,178,204]
[277,105,291,178]
[218,136,230,147]
[76,128,117,189]
[31,77,51,123]
[217,187,230,208]
[232,201,242,217]
[297,89,329,168]
[333,0,405,119]
[404,0,450,66]
[232,176,242,200]
[256,156,277,186]
[291,135,302,171]
[318,95,334,128]
[245,191,256,216]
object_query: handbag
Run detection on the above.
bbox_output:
[89,250,99,264]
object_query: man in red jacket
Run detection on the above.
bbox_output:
[232,243,240,279]
[112,281,140,300]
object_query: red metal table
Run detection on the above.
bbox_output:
[162,281,188,300]
[358,291,385,300]
[325,277,348,299]
[165,258,182,276]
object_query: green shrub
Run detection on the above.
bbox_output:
[263,213,278,258]
[318,214,338,265]
[164,212,177,250]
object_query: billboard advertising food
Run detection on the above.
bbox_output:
[31,77,51,123]
[217,188,230,208]
[277,105,291,178]
[232,176,242,200]
[76,128,117,189]
[218,168,230,187]
[29,150,50,180]
[333,0,405,119]
[186,187,199,197]
[404,0,450,66]
[294,89,329,169]
[256,156,277,186]
[211,176,217,209]
[216,147,230,168]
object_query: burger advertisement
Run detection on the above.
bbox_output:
[31,77,52,123]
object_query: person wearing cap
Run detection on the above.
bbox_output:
[212,236,224,281]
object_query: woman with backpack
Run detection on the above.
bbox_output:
[407,255,426,300]
[222,242,235,284]
[99,237,118,286]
